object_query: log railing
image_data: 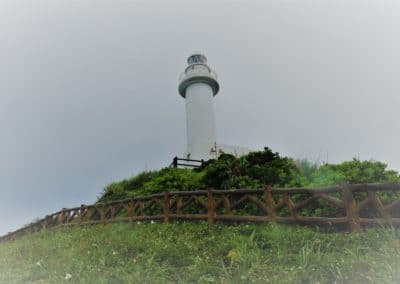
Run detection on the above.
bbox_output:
[169,156,204,169]
[1,182,400,242]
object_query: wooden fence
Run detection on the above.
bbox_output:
[1,182,400,242]
[169,156,204,169]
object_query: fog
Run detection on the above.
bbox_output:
[1,0,399,235]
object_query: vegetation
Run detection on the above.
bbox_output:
[0,222,399,283]
[99,148,400,202]
[99,170,205,202]
[2,149,400,283]
[299,158,400,188]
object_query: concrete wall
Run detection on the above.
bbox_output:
[184,82,216,160]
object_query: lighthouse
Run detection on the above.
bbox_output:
[178,53,220,161]
[177,53,250,163]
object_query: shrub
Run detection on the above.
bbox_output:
[98,149,400,203]
[200,148,302,189]
[137,168,205,196]
[307,159,400,188]
[98,171,158,202]
[99,169,205,202]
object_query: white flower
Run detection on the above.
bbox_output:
[137,221,141,225]
[112,251,118,255]
[36,261,41,267]
[150,220,155,224]
[65,273,72,280]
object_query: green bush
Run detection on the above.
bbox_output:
[98,171,158,202]
[99,168,205,202]
[298,158,400,188]
[98,149,400,205]
[200,148,302,189]
[138,168,205,195]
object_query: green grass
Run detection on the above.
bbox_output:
[0,223,399,283]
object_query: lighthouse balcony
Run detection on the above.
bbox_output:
[179,64,218,82]
[178,64,219,97]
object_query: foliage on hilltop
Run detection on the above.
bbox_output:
[98,147,400,202]
[297,158,400,188]
[199,150,302,189]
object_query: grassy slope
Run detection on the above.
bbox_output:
[0,223,399,283]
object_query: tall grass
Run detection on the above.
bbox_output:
[0,223,399,283]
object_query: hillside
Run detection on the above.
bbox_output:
[0,222,399,283]
[2,149,400,283]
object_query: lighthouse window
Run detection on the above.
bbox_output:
[188,55,206,65]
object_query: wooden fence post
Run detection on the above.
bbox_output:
[176,196,183,215]
[97,205,106,225]
[45,215,52,228]
[139,201,145,216]
[207,189,216,224]
[164,190,170,224]
[367,190,391,223]
[58,209,62,225]
[46,215,52,228]
[110,205,117,220]
[79,205,86,225]
[60,208,67,225]
[86,207,94,224]
[221,193,232,215]
[65,209,70,224]
[41,215,49,229]
[284,193,297,220]
[341,182,361,232]
[264,186,276,221]
[129,198,135,222]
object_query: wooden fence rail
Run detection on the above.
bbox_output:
[1,182,400,242]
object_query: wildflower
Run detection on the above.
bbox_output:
[137,221,141,225]
[65,273,72,280]
[35,261,41,267]
[112,251,118,255]
[150,220,155,224]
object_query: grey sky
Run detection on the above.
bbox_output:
[1,0,399,235]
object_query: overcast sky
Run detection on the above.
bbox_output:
[1,0,399,235]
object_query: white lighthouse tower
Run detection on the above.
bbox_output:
[178,53,219,161]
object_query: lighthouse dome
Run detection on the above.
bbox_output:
[187,53,207,65]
